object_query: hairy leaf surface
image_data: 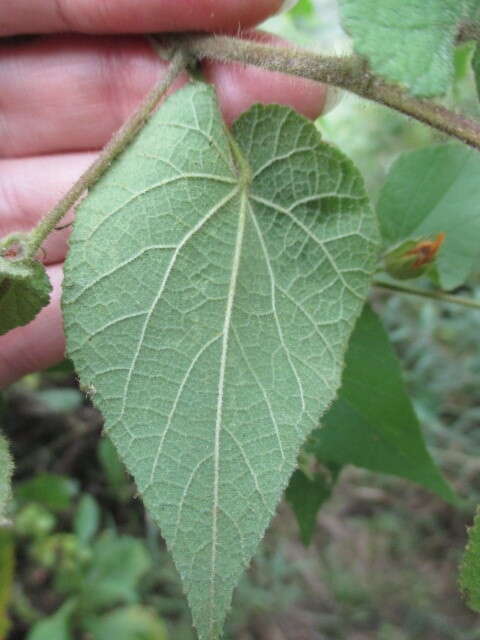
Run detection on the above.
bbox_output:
[308,305,455,502]
[0,258,51,336]
[63,83,379,639]
[339,0,469,97]
[377,143,480,290]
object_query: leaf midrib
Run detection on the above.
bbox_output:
[209,185,248,635]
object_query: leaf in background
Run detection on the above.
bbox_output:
[63,82,379,638]
[79,533,150,610]
[27,599,76,640]
[377,143,480,290]
[84,606,167,640]
[0,529,14,639]
[0,437,12,526]
[472,43,480,100]
[285,464,341,545]
[74,494,100,545]
[308,305,456,503]
[0,258,51,336]
[0,394,12,525]
[460,506,480,612]
[339,0,468,97]
[34,388,83,413]
[16,474,78,512]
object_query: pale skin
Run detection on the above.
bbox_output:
[0,0,328,387]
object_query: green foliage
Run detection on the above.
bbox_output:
[460,506,480,612]
[34,388,83,413]
[288,0,315,19]
[84,606,168,640]
[23,493,159,640]
[16,474,78,512]
[472,43,480,100]
[97,437,132,501]
[308,305,455,502]
[3,7,480,637]
[0,530,14,638]
[0,258,51,336]
[27,599,76,640]
[73,494,100,545]
[63,82,379,638]
[377,143,480,290]
[61,531,149,611]
[285,464,340,545]
[338,0,470,97]
[0,438,12,526]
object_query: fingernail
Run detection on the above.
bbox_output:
[322,86,344,115]
[276,0,300,15]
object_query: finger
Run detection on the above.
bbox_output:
[0,34,328,158]
[0,265,65,389]
[0,36,168,157]
[1,0,282,36]
[0,153,96,264]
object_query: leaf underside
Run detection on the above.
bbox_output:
[63,83,379,639]
[339,0,468,97]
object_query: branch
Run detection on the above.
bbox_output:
[374,279,480,310]
[24,48,188,259]
[171,34,480,152]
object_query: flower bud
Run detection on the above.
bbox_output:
[384,233,445,280]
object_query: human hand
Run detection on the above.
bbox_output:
[0,0,329,387]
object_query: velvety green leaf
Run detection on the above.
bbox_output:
[16,474,78,512]
[460,506,480,612]
[0,258,51,335]
[339,0,469,97]
[377,143,480,290]
[85,606,168,640]
[308,305,456,502]
[285,465,340,545]
[79,533,150,610]
[0,529,14,638]
[63,82,379,639]
[27,599,76,640]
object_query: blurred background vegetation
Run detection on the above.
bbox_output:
[2,1,480,638]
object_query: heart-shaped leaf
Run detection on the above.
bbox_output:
[63,82,379,639]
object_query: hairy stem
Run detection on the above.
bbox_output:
[171,34,480,151]
[25,48,188,259]
[374,279,480,310]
